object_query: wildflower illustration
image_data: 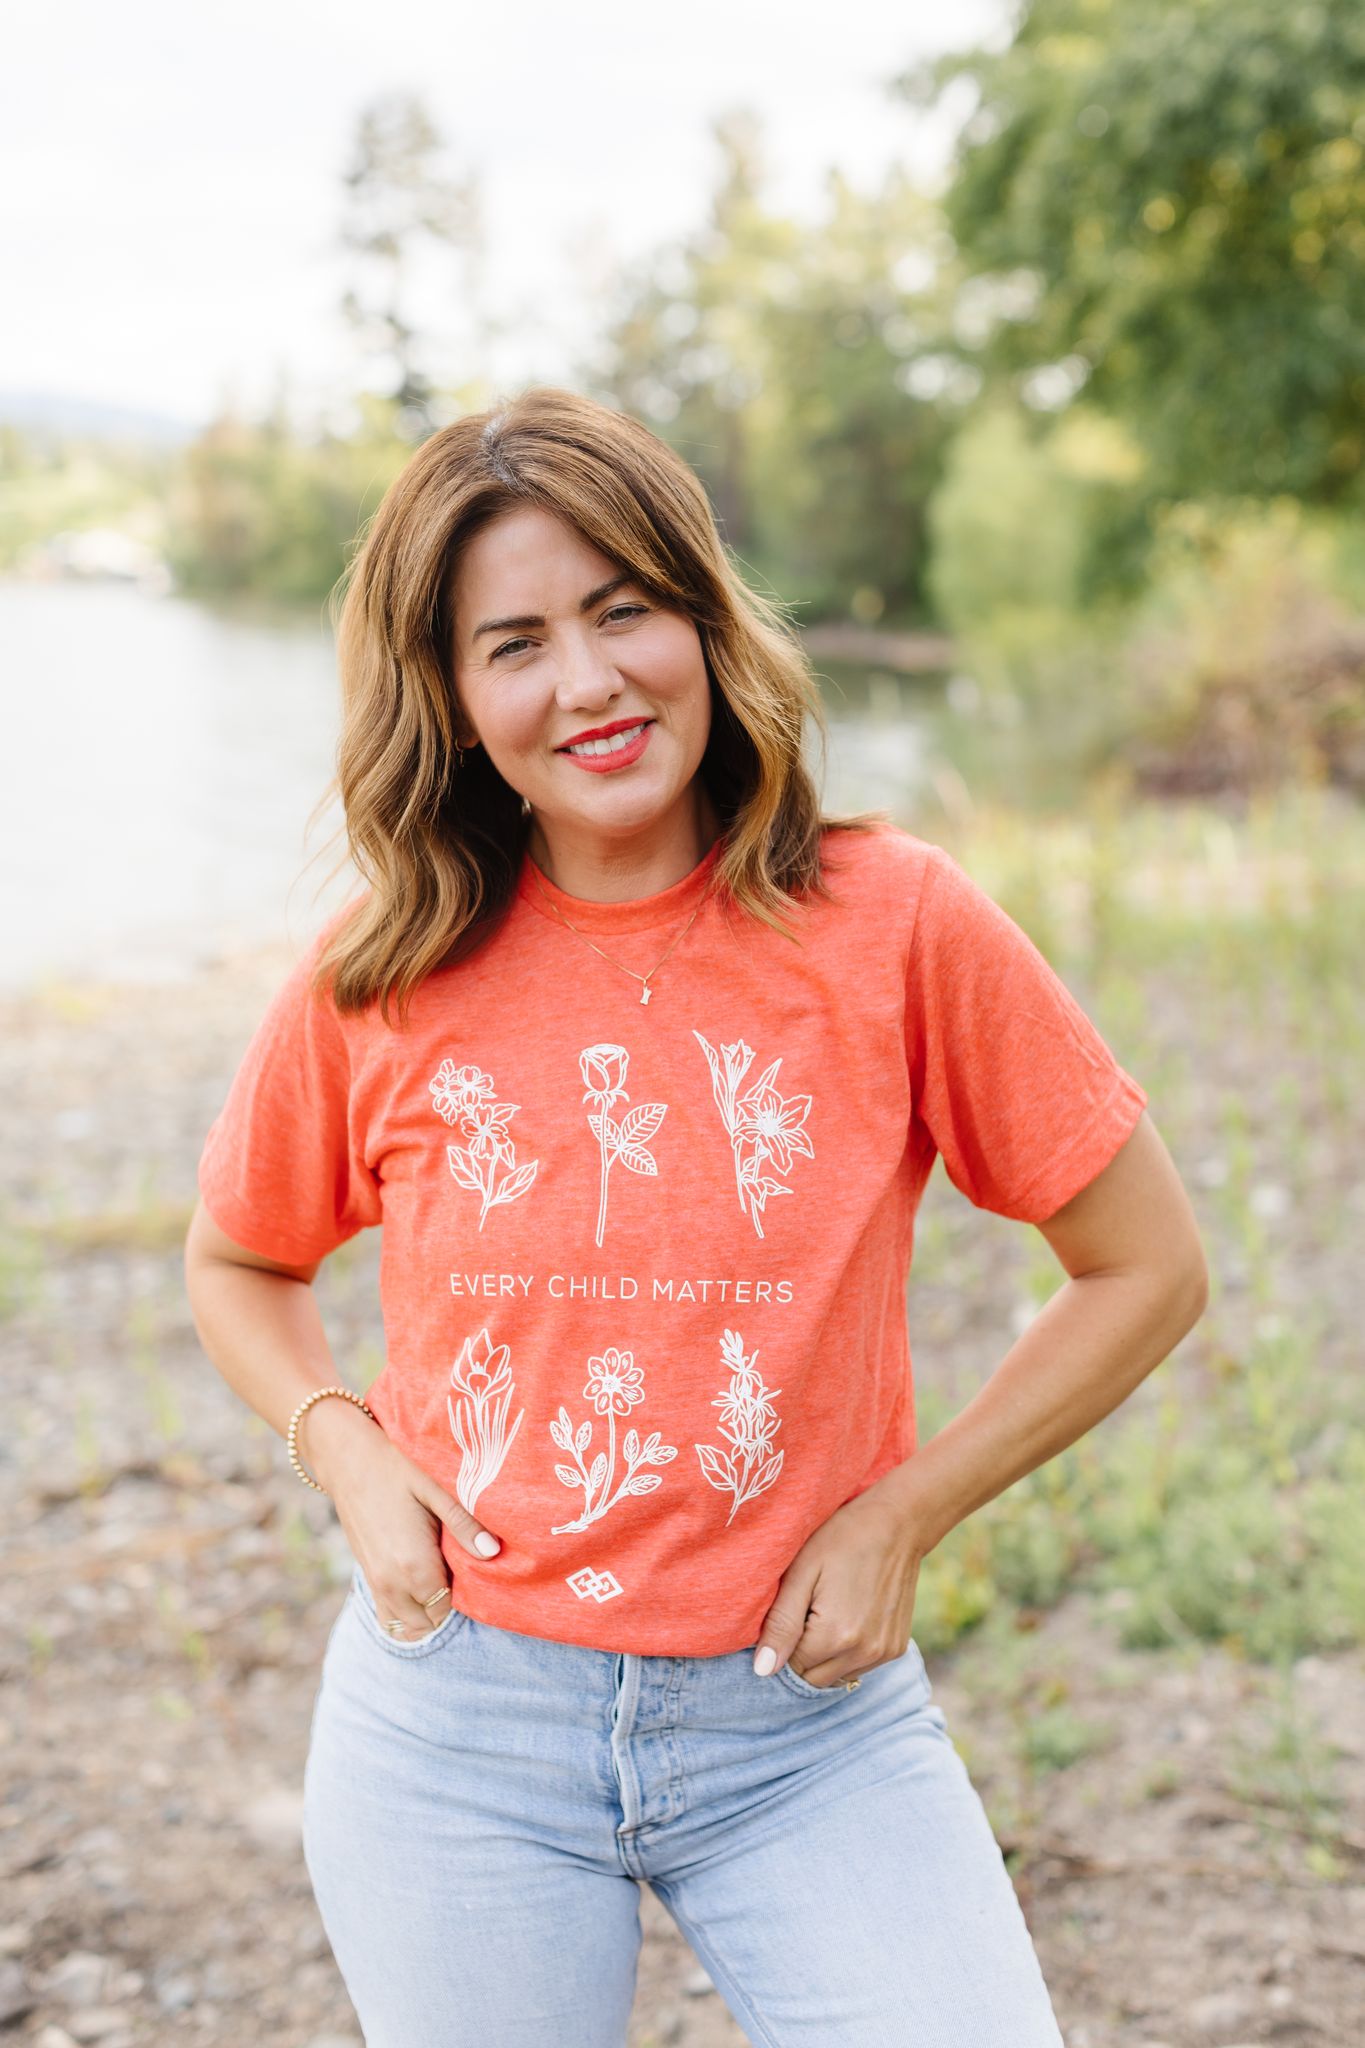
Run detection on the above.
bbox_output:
[446,1327,525,1514]
[694,1327,785,1524]
[579,1043,668,1247]
[430,1058,538,1230]
[548,1346,678,1534]
[691,1032,813,1237]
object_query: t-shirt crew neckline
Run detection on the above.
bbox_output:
[516,834,726,935]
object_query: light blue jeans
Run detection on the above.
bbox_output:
[301,1563,1066,2047]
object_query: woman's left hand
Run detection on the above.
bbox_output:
[752,1486,926,1689]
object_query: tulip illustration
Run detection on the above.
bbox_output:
[446,1327,524,1514]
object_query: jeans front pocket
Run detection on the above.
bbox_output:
[776,1659,842,1700]
[775,1639,931,1703]
[348,1563,471,1659]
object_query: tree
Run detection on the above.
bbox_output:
[166,401,411,602]
[898,0,1365,507]
[584,112,961,623]
[339,93,483,441]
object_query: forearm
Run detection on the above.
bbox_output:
[875,1265,1207,1558]
[184,1256,383,1486]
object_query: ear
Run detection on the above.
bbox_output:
[450,701,480,750]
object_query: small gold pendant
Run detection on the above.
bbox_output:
[640,984,652,1004]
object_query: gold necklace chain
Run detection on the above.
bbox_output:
[528,859,713,1005]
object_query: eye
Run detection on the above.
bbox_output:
[488,604,647,662]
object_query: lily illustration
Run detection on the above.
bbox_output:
[692,1032,813,1237]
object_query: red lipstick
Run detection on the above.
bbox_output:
[555,716,654,750]
[556,718,654,774]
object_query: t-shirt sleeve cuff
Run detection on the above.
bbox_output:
[1006,1070,1149,1225]
[197,1164,340,1268]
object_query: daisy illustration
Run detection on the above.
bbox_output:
[549,1346,678,1534]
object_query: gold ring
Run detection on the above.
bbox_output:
[845,1677,861,1691]
[422,1588,450,1611]
[384,1619,406,1636]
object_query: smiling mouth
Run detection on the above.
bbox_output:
[557,719,654,758]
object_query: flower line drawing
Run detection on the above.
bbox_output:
[447,1327,524,1514]
[692,1032,813,1237]
[694,1327,784,1524]
[549,1347,677,1534]
[580,1043,667,1247]
[430,1058,539,1231]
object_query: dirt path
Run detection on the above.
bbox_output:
[2,942,1362,2047]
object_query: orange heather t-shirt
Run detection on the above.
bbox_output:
[197,822,1148,1655]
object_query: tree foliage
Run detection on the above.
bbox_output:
[899,0,1365,506]
[340,93,483,442]
[165,398,413,603]
[585,112,963,624]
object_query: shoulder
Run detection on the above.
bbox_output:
[265,895,373,1045]
[817,818,944,914]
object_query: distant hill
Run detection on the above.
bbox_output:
[0,390,199,446]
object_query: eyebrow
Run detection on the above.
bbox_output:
[470,574,635,643]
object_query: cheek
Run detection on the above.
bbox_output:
[647,627,711,717]
[465,680,543,757]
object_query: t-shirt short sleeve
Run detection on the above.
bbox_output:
[197,931,382,1265]
[906,844,1148,1224]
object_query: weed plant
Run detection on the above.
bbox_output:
[910,786,1364,1669]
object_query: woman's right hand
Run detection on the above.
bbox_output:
[305,1400,501,1639]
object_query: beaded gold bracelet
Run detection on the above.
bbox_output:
[287,1385,376,1494]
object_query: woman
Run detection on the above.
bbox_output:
[184,386,1208,2047]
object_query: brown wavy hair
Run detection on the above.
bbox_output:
[310,384,887,1024]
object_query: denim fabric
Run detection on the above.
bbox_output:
[301,1564,1065,2047]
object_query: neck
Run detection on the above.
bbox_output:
[527,788,722,904]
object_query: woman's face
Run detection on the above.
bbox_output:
[450,503,713,847]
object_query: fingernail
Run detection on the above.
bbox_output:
[753,1645,777,1677]
[474,1532,501,1557]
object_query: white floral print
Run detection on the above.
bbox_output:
[447,1327,525,1514]
[549,1346,678,1534]
[579,1043,668,1247]
[694,1327,784,1524]
[692,1032,813,1237]
[430,1057,539,1230]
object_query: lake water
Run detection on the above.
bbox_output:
[0,580,935,992]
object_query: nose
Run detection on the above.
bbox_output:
[553,626,622,714]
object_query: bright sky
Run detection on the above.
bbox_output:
[4,0,1000,429]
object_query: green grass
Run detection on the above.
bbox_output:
[908,785,1365,1668]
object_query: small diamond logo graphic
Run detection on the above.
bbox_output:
[566,1566,623,1602]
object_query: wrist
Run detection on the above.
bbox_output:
[865,1456,954,1562]
[297,1392,384,1492]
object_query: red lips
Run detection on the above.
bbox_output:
[556,717,654,750]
